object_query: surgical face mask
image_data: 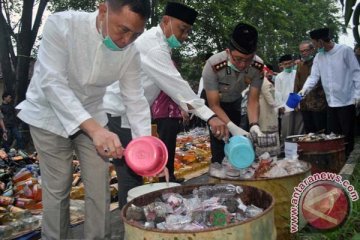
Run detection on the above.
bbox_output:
[227,60,241,72]
[101,7,126,51]
[303,55,314,61]
[317,47,325,54]
[284,67,292,73]
[166,19,182,49]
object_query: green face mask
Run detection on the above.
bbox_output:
[284,67,292,73]
[303,55,314,61]
[101,7,127,51]
[166,19,182,49]
[317,47,325,54]
[166,35,182,49]
[227,60,240,72]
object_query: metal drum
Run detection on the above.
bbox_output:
[122,184,276,240]
[286,135,346,174]
[209,161,311,240]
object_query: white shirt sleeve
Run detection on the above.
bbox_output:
[303,56,321,92]
[120,51,151,138]
[37,16,91,135]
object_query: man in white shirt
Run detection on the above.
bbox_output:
[275,54,304,142]
[105,2,229,208]
[16,1,151,239]
[300,27,360,156]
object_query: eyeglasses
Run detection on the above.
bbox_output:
[299,48,313,54]
[229,51,254,64]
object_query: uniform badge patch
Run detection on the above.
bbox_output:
[212,60,227,72]
[251,60,264,71]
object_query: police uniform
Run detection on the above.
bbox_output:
[202,51,263,163]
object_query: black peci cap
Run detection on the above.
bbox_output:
[230,23,258,54]
[310,28,330,40]
[164,2,198,25]
[279,54,293,63]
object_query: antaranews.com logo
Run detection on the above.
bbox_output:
[290,172,359,233]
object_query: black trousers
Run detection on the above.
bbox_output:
[209,102,242,164]
[327,105,355,157]
[106,115,143,209]
[301,110,327,133]
[154,118,182,180]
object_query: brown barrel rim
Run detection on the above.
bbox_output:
[121,183,275,233]
[285,134,345,143]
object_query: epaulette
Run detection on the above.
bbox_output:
[212,60,227,72]
[251,60,264,71]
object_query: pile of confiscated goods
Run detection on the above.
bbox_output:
[0,149,42,239]
[174,128,211,178]
[126,184,264,230]
[210,152,309,179]
[0,148,118,239]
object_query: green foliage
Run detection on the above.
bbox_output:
[173,0,341,88]
[0,0,344,97]
[49,0,99,12]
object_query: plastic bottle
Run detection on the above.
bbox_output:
[13,178,38,192]
[32,184,42,201]
[12,169,32,184]
[7,205,32,219]
[14,198,38,210]
[0,196,15,206]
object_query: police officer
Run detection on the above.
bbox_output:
[202,23,264,163]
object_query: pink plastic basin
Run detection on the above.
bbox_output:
[124,136,168,177]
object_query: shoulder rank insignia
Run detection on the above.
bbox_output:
[212,60,227,72]
[251,60,264,71]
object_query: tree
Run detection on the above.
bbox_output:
[340,0,360,44]
[0,0,49,104]
[0,0,344,103]
[173,0,341,86]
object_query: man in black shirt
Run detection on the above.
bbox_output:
[1,92,24,151]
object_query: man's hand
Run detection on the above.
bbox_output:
[92,128,124,159]
[208,117,229,140]
[2,131,7,141]
[227,121,249,137]
[81,119,124,159]
[181,110,190,126]
[298,89,308,97]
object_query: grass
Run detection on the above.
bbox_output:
[293,155,360,240]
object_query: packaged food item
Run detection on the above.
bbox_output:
[32,184,42,201]
[13,178,38,194]
[0,196,15,206]
[7,205,32,219]
[12,169,32,184]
